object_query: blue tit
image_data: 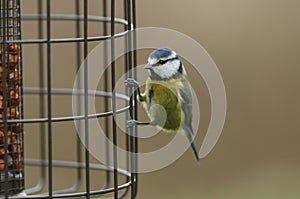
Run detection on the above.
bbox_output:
[125,47,199,161]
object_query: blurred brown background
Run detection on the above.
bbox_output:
[20,0,300,199]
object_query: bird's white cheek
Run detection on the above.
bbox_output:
[153,66,168,79]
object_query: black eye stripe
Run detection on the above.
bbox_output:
[158,59,168,65]
[152,56,179,67]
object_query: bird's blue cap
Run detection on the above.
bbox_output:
[149,47,174,60]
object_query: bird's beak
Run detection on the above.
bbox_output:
[144,63,152,69]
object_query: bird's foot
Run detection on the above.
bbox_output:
[125,78,139,88]
[127,120,139,128]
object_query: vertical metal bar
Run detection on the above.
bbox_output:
[111,0,118,198]
[17,0,25,193]
[83,0,90,198]
[55,1,83,194]
[126,0,137,198]
[38,0,46,192]
[46,0,53,197]
[75,0,82,191]
[120,2,133,198]
[102,0,111,189]
[19,0,47,195]
[123,0,130,194]
[132,0,138,197]
[25,2,46,195]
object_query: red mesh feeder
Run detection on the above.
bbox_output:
[0,0,24,196]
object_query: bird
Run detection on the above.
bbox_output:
[125,47,200,161]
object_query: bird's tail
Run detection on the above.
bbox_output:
[190,139,200,162]
[184,127,200,162]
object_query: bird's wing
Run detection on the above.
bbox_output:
[179,77,193,134]
[179,77,200,161]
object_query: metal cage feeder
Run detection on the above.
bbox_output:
[0,0,138,198]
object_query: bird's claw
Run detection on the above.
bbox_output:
[124,78,139,88]
[127,120,138,128]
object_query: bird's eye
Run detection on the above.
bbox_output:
[158,59,168,65]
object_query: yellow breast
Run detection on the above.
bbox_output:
[142,78,184,131]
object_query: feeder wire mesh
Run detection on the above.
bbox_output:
[0,0,24,196]
[0,0,138,198]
